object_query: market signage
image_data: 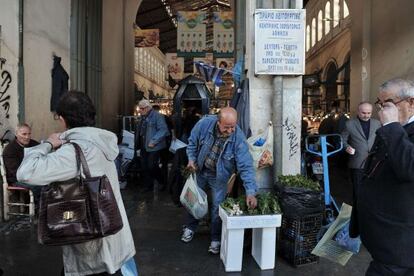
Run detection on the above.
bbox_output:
[177,11,206,57]
[254,9,305,75]
[134,28,159,47]
[166,53,184,80]
[213,12,234,57]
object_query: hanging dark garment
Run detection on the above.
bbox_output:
[230,79,251,138]
[50,55,69,112]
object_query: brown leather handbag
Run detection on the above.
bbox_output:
[38,142,123,246]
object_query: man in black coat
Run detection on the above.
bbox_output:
[3,123,40,201]
[350,78,414,275]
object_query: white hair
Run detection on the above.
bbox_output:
[15,123,31,134]
[379,78,414,98]
[138,99,152,108]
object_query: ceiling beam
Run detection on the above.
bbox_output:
[137,5,165,16]
[141,16,176,29]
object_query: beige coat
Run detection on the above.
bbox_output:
[17,127,136,276]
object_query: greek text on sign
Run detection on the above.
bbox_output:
[254,9,306,75]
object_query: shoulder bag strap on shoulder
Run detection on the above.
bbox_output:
[70,142,92,178]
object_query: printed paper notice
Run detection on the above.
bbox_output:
[254,9,305,75]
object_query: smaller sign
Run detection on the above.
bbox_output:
[254,9,306,75]
[135,29,159,47]
[166,53,184,80]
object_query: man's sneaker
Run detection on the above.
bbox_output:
[181,227,194,243]
[208,241,221,254]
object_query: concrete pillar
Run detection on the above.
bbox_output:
[244,0,303,191]
[245,0,273,191]
[350,0,371,113]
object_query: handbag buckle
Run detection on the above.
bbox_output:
[63,211,74,220]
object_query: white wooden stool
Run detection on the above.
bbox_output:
[219,206,282,272]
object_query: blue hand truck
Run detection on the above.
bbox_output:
[305,134,343,224]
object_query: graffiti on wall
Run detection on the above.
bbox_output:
[283,117,299,159]
[0,58,11,121]
[0,57,13,140]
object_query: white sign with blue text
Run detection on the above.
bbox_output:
[254,9,305,75]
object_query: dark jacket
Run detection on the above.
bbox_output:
[50,56,69,112]
[350,122,414,267]
[3,138,39,183]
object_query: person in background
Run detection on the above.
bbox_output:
[17,91,136,275]
[350,78,414,275]
[182,107,257,255]
[341,102,380,199]
[135,100,169,192]
[152,104,172,191]
[3,123,40,200]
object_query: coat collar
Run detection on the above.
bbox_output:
[404,121,414,135]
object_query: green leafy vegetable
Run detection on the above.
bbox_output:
[221,192,281,216]
[278,174,320,191]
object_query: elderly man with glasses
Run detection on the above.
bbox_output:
[135,99,169,192]
[350,78,414,275]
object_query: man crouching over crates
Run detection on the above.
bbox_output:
[181,107,257,254]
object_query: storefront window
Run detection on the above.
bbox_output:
[344,0,350,18]
[318,10,323,41]
[325,1,331,34]
[333,0,340,27]
[311,18,316,46]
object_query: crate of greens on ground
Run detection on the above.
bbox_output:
[276,175,324,217]
[218,193,282,272]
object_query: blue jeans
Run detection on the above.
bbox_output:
[185,170,227,242]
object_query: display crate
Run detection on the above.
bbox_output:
[279,213,322,267]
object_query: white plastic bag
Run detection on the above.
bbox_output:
[247,122,273,169]
[180,173,208,219]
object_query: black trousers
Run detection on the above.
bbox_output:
[350,168,364,199]
[366,260,414,276]
[140,148,164,188]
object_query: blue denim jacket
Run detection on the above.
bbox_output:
[140,109,169,152]
[187,116,257,196]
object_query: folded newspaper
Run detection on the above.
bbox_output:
[312,203,360,266]
[169,139,187,153]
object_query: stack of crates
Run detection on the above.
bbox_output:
[279,212,322,266]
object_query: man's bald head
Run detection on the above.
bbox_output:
[217,107,238,136]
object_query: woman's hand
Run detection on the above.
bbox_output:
[47,133,65,149]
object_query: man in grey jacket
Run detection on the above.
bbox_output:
[341,102,381,196]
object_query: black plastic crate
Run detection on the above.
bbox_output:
[278,213,322,267]
[281,213,322,239]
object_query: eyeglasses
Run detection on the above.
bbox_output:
[374,98,406,109]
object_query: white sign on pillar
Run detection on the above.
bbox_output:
[254,9,305,75]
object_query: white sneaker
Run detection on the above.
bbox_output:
[208,241,221,254]
[181,227,194,243]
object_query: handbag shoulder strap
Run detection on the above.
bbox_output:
[70,142,92,178]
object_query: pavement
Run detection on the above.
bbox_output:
[0,163,372,276]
